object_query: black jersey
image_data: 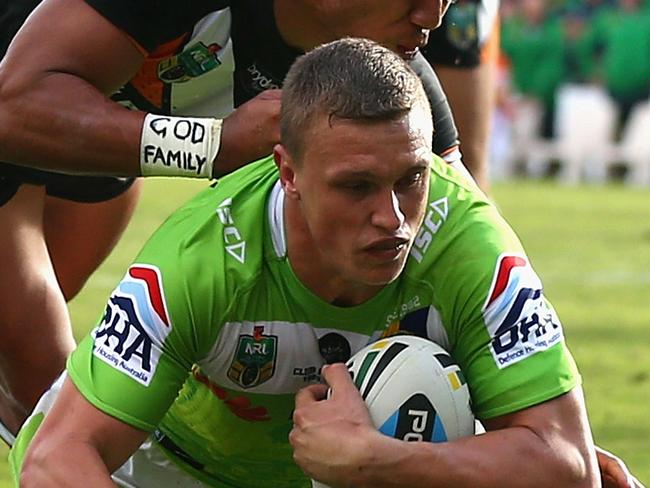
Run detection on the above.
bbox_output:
[228,1,459,156]
[83,0,230,53]
[85,0,460,156]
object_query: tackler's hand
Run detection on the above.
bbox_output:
[597,445,645,488]
[213,89,282,177]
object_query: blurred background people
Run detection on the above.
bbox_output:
[494,0,650,183]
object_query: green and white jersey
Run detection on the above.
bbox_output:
[21,155,579,487]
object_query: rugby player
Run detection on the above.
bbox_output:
[13,38,601,488]
[0,0,459,435]
[0,2,641,485]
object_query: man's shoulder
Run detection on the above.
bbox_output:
[84,0,230,52]
[139,157,279,275]
[406,157,521,284]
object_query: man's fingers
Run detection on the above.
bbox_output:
[596,446,645,488]
[321,363,360,400]
[295,384,328,408]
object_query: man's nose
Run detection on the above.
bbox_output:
[410,0,450,30]
[371,190,405,232]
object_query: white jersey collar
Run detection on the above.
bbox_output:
[268,180,287,258]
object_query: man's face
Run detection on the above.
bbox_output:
[320,0,455,58]
[286,109,432,287]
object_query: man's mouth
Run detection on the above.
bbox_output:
[363,237,410,260]
[397,45,420,59]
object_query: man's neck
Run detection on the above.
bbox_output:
[273,0,333,53]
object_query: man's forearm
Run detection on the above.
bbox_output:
[21,439,117,487]
[358,423,598,488]
[0,72,144,176]
[0,71,281,179]
[19,377,150,488]
[0,0,146,176]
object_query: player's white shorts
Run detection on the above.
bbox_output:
[113,437,209,488]
[15,372,209,487]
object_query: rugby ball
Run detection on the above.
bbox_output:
[347,335,474,443]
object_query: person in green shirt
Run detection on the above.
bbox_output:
[10,37,639,488]
[592,0,650,132]
[562,7,599,84]
[501,0,566,138]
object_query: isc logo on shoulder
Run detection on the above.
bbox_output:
[410,198,448,263]
[483,255,564,369]
[217,198,246,264]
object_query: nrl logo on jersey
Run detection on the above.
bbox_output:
[228,326,278,388]
[482,254,563,369]
[92,264,172,386]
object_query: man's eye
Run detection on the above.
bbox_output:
[342,182,373,194]
[397,172,423,189]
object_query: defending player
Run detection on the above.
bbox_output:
[0,0,458,434]
[422,0,501,189]
[0,0,141,437]
[12,38,600,487]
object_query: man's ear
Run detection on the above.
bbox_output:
[274,144,300,200]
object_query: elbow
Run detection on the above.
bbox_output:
[556,446,600,488]
[20,466,46,488]
[20,438,61,487]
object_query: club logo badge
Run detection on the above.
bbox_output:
[227,326,278,388]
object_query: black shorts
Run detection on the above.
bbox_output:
[0,162,136,207]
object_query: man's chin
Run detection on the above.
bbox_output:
[360,260,408,286]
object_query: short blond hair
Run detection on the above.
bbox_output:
[281,38,432,160]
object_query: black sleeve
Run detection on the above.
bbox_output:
[83,0,231,52]
[409,53,460,155]
[0,0,42,58]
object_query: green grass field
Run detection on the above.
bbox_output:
[0,177,648,486]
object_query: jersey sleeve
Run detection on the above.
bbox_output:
[426,166,580,419]
[408,53,460,156]
[67,245,219,431]
[83,0,230,52]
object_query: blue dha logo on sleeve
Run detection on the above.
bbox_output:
[92,265,172,386]
[483,255,563,369]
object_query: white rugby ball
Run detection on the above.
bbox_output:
[347,335,474,443]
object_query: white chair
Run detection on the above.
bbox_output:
[554,84,619,184]
[508,99,558,178]
[614,101,650,186]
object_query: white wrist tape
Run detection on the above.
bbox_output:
[140,114,222,178]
